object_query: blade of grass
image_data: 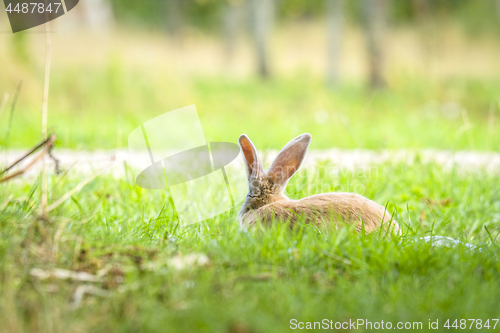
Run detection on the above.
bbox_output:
[404,202,416,235]
[487,102,495,151]
[4,81,23,150]
[0,93,8,120]
[378,201,390,237]
[46,158,114,213]
[424,200,438,240]
[484,225,496,244]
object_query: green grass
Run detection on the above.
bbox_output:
[2,20,500,333]
[1,64,500,151]
[1,158,499,332]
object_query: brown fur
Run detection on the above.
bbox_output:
[238,133,400,235]
[242,192,398,234]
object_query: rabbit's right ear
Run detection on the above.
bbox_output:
[268,133,311,187]
[239,134,264,179]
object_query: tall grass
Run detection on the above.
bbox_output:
[0,159,499,332]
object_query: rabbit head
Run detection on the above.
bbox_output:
[238,133,312,218]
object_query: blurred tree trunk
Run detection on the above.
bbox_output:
[412,0,434,77]
[362,0,387,89]
[81,0,114,31]
[223,0,244,65]
[411,0,430,20]
[250,0,274,78]
[326,0,344,86]
[166,0,182,41]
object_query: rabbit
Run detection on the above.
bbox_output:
[238,133,400,235]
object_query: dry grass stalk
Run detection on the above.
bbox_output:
[3,81,23,149]
[53,218,70,259]
[0,93,9,119]
[488,102,496,150]
[71,285,112,309]
[30,268,102,282]
[46,157,115,213]
[0,134,56,183]
[460,108,475,150]
[40,20,52,217]
[0,135,56,176]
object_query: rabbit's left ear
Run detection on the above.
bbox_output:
[239,134,264,179]
[268,133,311,187]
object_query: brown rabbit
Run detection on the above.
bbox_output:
[238,133,400,235]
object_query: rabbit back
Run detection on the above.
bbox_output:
[242,192,399,234]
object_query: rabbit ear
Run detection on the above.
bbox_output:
[268,133,311,187]
[239,134,264,179]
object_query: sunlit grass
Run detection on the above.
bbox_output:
[1,159,499,332]
[1,24,500,151]
[1,21,500,332]
[1,71,500,152]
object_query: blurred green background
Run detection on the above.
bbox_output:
[2,3,500,332]
[1,0,499,151]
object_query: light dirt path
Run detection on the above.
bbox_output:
[2,148,500,179]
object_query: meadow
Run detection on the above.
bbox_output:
[1,24,500,151]
[1,158,500,332]
[1,20,500,332]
